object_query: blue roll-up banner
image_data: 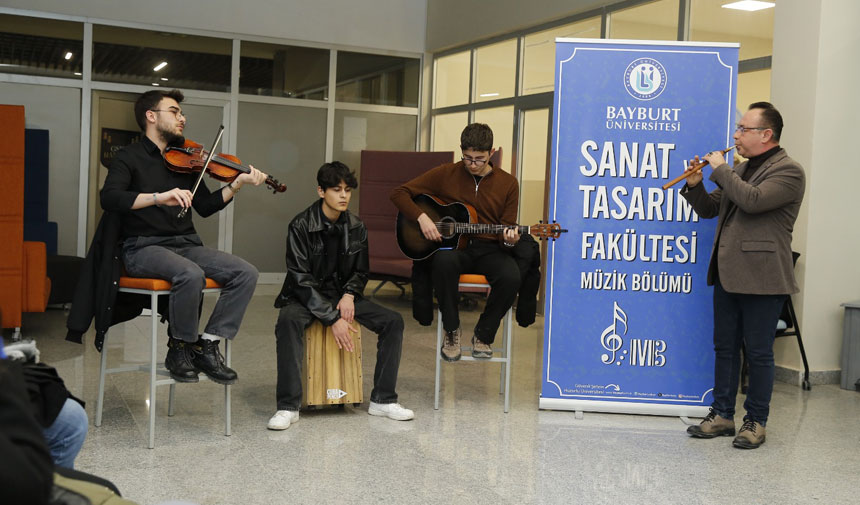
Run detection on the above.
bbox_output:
[541,39,739,416]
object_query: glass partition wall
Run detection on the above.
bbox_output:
[1,10,421,277]
[431,0,776,308]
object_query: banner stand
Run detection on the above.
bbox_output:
[540,39,739,418]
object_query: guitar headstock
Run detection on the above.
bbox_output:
[529,222,568,239]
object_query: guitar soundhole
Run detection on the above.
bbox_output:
[437,217,456,239]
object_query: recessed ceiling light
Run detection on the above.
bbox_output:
[153,61,168,71]
[479,92,500,98]
[722,1,775,12]
[161,77,168,81]
[152,83,160,86]
[64,52,73,60]
[74,72,82,76]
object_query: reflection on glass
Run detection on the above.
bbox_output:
[609,0,679,41]
[522,18,601,95]
[240,41,329,99]
[0,15,83,79]
[434,51,470,108]
[333,110,417,211]
[475,39,517,102]
[336,52,419,107]
[93,25,232,92]
[519,109,549,226]
[233,102,327,272]
[691,0,773,60]
[474,106,514,174]
[432,112,469,155]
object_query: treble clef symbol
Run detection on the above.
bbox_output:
[600,302,628,365]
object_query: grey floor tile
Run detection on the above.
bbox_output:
[16,285,860,505]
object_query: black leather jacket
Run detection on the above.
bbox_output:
[274,200,368,325]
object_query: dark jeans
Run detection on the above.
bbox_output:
[122,234,259,343]
[274,297,403,410]
[711,279,786,426]
[431,240,520,343]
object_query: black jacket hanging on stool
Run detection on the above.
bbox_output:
[411,234,542,327]
[65,212,156,351]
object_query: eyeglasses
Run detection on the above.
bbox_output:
[461,156,488,167]
[151,108,187,120]
[735,124,769,134]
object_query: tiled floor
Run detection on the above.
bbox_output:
[18,284,860,504]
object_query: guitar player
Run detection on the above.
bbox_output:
[390,123,521,361]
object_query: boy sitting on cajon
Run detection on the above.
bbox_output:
[268,162,413,430]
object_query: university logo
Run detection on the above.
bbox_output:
[624,57,667,101]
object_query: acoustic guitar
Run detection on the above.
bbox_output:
[395,194,567,260]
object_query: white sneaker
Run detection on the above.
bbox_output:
[368,402,414,421]
[267,410,299,430]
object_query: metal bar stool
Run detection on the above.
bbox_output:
[434,274,514,413]
[94,276,230,448]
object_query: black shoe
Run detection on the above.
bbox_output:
[190,338,238,385]
[165,339,199,383]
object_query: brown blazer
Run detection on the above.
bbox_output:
[681,148,805,295]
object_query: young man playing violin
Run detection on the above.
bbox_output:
[100,89,267,384]
[390,123,521,362]
[269,162,413,430]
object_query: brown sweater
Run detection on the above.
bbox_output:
[390,161,520,241]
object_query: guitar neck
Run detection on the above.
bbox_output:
[451,223,530,235]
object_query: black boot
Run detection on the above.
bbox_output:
[165,338,199,383]
[190,338,238,385]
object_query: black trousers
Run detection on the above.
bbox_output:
[274,298,403,410]
[431,240,520,343]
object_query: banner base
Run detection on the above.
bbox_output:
[539,397,710,418]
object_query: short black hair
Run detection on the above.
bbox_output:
[749,101,783,142]
[317,161,358,190]
[460,123,493,152]
[134,89,184,131]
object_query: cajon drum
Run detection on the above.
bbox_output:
[301,320,363,408]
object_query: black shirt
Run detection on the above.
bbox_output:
[100,136,230,238]
[319,206,347,296]
[741,145,782,182]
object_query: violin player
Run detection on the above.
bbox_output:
[99,89,267,384]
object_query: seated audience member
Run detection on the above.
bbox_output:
[2,338,88,469]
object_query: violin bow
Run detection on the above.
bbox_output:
[178,125,225,218]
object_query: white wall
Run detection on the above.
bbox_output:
[771,0,860,373]
[426,0,607,51]
[3,0,427,53]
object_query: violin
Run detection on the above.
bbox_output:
[164,139,287,194]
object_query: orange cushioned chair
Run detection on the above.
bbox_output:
[434,274,513,413]
[95,275,229,449]
[0,104,50,340]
